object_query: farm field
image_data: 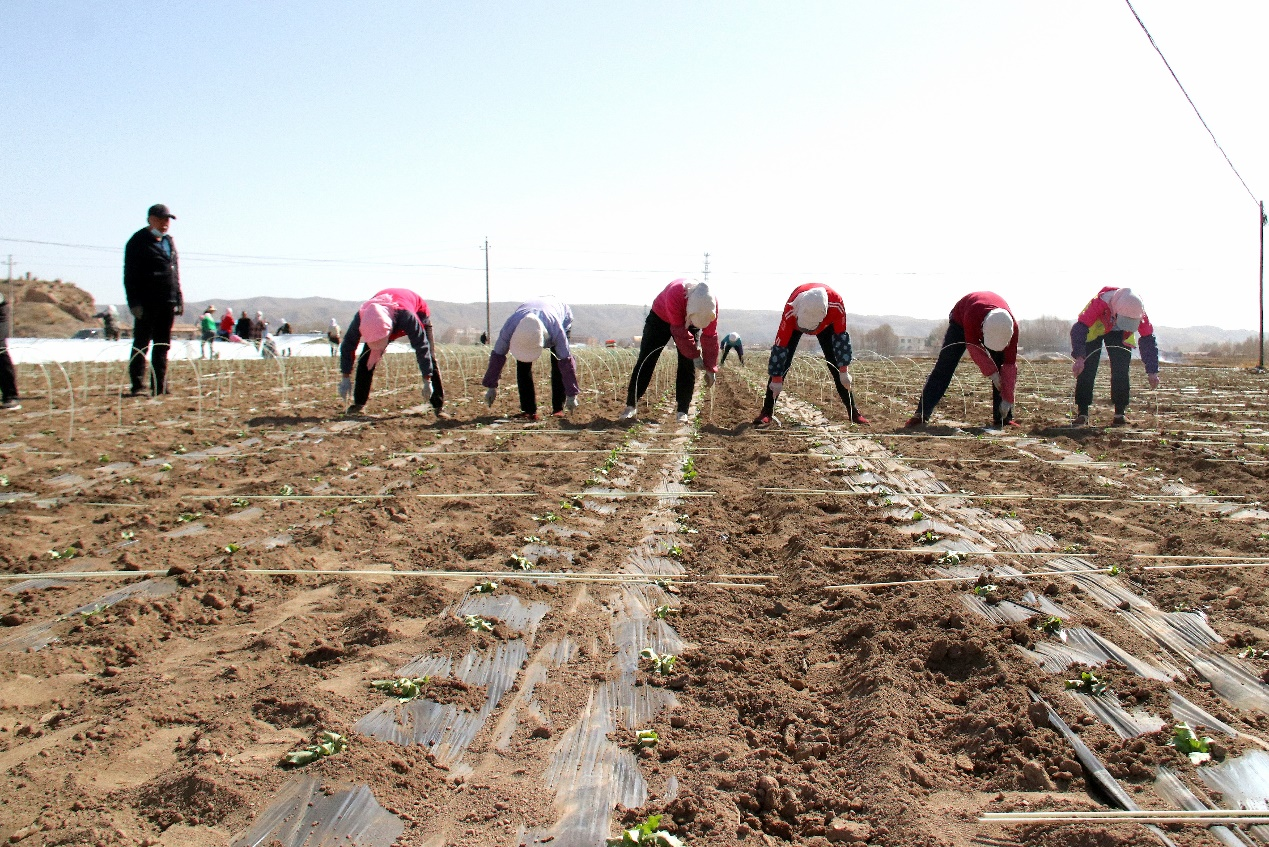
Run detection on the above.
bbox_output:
[0,347,1268,847]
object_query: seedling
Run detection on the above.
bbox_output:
[918,530,942,545]
[283,731,346,767]
[635,729,659,748]
[666,544,683,559]
[48,548,76,560]
[523,535,542,544]
[652,577,674,591]
[1062,543,1083,554]
[639,648,678,676]
[531,512,560,523]
[1237,646,1267,660]
[159,463,173,472]
[98,454,110,463]
[121,477,135,485]
[938,551,967,566]
[173,445,187,455]
[1107,564,1125,577]
[681,457,698,484]
[1171,723,1213,764]
[177,512,202,523]
[120,530,135,541]
[371,676,430,702]
[653,604,678,620]
[1038,615,1064,635]
[358,456,374,467]
[474,580,498,594]
[911,510,924,521]
[606,815,684,847]
[507,553,535,571]
[321,507,337,517]
[972,584,998,597]
[464,614,494,633]
[0,475,8,487]
[223,543,241,554]
[231,498,250,508]
[1033,527,1051,537]
[280,484,295,496]
[309,475,322,483]
[1064,671,1109,696]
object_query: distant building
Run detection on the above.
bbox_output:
[896,335,929,353]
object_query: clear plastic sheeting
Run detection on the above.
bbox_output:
[1152,768,1255,847]
[454,594,550,637]
[1018,627,1177,681]
[0,578,177,652]
[1069,691,1166,739]
[1198,751,1269,845]
[1169,692,1242,739]
[355,639,528,766]
[229,777,403,847]
[493,638,579,750]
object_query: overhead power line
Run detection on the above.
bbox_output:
[1123,0,1257,204]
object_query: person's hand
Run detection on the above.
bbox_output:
[704,371,716,387]
[338,377,351,400]
[693,357,705,371]
[998,399,1013,419]
[484,387,496,406]
[839,367,852,389]
[768,376,784,398]
[1148,372,1160,389]
[421,380,433,404]
[1072,358,1085,377]
[173,304,184,317]
[564,394,579,412]
[990,372,1002,390]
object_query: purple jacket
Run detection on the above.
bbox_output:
[481,297,580,395]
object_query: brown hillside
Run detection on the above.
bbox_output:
[3,277,99,338]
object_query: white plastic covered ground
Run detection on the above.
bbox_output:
[4,334,413,363]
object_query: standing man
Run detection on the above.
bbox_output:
[0,290,20,410]
[199,306,217,359]
[1071,287,1160,427]
[124,204,182,396]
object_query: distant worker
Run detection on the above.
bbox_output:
[218,308,234,340]
[234,311,253,342]
[199,306,217,359]
[123,203,183,396]
[482,297,580,421]
[720,331,744,365]
[1071,287,1160,427]
[250,311,266,347]
[327,319,341,357]
[619,279,718,424]
[338,288,443,416]
[0,290,20,410]
[755,283,868,427]
[276,318,292,335]
[261,332,279,360]
[95,305,121,341]
[905,291,1018,429]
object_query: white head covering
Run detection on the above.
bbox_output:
[1109,288,1144,332]
[107,305,118,316]
[329,318,338,327]
[792,287,829,332]
[684,280,717,329]
[509,313,547,362]
[981,308,1014,352]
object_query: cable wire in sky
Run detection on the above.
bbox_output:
[1123,0,1257,204]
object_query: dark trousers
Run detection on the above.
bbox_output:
[626,312,697,414]
[761,328,859,418]
[0,304,15,401]
[915,321,1011,426]
[129,306,175,394]
[352,344,443,410]
[1075,331,1132,415]
[720,343,744,365]
[516,352,564,415]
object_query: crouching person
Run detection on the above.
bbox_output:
[482,297,580,420]
[338,288,443,416]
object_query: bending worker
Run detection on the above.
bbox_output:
[905,291,1018,429]
[482,296,580,420]
[1071,286,1159,427]
[619,279,718,424]
[755,283,869,427]
[720,332,744,365]
[338,288,444,416]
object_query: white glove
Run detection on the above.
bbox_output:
[998,400,1013,419]
[693,357,705,371]
[1148,373,1160,389]
[484,387,496,406]
[421,380,433,404]
[563,394,579,412]
[768,377,784,398]
[338,377,351,400]
[839,367,852,389]
[704,371,716,387]
[990,372,1002,390]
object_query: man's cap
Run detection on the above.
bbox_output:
[147,204,176,219]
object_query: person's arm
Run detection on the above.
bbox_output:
[1138,333,1159,374]
[122,234,140,307]
[830,331,853,368]
[966,344,996,377]
[339,313,362,375]
[700,318,719,372]
[394,309,432,378]
[668,321,702,361]
[1069,321,1090,362]
[170,239,183,315]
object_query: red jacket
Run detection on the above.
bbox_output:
[651,280,719,372]
[774,283,847,347]
[949,291,1018,404]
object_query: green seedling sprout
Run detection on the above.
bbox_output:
[231,497,250,508]
[474,580,498,594]
[223,543,241,554]
[98,454,109,463]
[606,815,684,847]
[1062,543,1083,554]
[911,510,924,521]
[1107,564,1125,577]
[1064,671,1109,696]
[652,577,673,591]
[0,475,8,487]
[120,529,135,541]
[1237,646,1266,660]
[666,544,683,559]
[918,530,942,545]
[681,456,698,484]
[48,548,76,560]
[177,512,202,523]
[635,729,659,748]
[464,614,494,633]
[523,535,542,544]
[358,457,373,466]
[121,477,135,485]
[1038,616,1064,635]
[321,507,337,517]
[1171,723,1213,764]
[173,445,187,455]
[283,730,346,767]
[639,648,678,676]
[371,676,430,702]
[280,484,296,496]
[972,584,998,597]
[653,604,678,620]
[1033,526,1051,537]
[938,551,967,566]
[159,463,173,472]
[508,553,535,571]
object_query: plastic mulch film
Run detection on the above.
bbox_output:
[0,578,178,652]
[1197,750,1269,844]
[1169,692,1242,739]
[493,638,579,750]
[230,777,403,847]
[1068,691,1165,739]
[1017,627,1177,681]
[355,638,528,766]
[1152,767,1254,847]
[453,594,550,637]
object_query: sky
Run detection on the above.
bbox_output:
[1,1,1267,332]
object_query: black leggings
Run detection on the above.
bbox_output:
[626,312,697,414]
[1075,331,1132,415]
[353,345,444,410]
[129,306,175,395]
[516,351,565,415]
[761,328,859,418]
[915,321,1010,426]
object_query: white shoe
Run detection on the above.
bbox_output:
[618,406,638,421]
[676,412,690,424]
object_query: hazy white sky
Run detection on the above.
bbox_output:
[2,2,1266,330]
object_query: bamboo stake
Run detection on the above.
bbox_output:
[762,487,1254,504]
[0,568,776,584]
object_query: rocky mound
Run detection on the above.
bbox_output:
[3,277,99,338]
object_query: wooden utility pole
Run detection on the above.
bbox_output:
[483,239,491,345]
[1260,201,1265,371]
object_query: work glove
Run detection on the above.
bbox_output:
[839,367,852,389]
[1148,372,1160,389]
[990,372,1002,390]
[174,303,184,317]
[1072,358,1085,377]
[563,394,579,412]
[768,377,784,398]
[693,357,705,371]
[421,380,433,404]
[484,387,496,406]
[704,371,716,387]
[130,305,144,322]
[998,399,1013,419]
[338,376,351,400]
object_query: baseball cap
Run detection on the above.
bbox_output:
[147,204,176,219]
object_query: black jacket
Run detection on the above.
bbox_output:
[235,316,253,338]
[123,227,182,308]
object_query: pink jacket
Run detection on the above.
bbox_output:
[651,280,719,372]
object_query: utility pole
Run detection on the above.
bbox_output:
[1259,201,1266,372]
[483,239,491,345]
[702,252,710,283]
